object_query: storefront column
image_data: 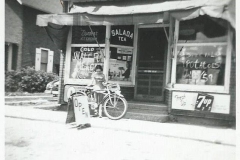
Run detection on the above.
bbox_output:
[58,50,66,104]
[58,1,68,104]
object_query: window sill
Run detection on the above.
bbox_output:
[165,83,229,94]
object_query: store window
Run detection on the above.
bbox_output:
[174,16,228,87]
[69,26,106,80]
[70,47,104,79]
[109,25,134,82]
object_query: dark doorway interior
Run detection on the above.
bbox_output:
[135,27,168,102]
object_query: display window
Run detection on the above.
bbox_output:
[171,16,232,92]
[65,26,106,84]
[70,47,104,79]
[108,25,134,83]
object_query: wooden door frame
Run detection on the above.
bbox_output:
[134,24,169,102]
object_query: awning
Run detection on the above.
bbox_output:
[37,0,235,28]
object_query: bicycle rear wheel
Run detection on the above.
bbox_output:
[103,95,128,120]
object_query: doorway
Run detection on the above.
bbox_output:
[135,27,168,102]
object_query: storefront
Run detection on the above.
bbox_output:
[37,0,235,121]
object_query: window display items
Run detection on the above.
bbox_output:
[70,47,104,79]
[108,59,131,81]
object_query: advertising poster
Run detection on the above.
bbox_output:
[70,47,104,79]
[109,47,133,81]
[109,59,127,81]
[172,91,230,114]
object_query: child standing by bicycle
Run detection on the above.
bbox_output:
[88,65,106,117]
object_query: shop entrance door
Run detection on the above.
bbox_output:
[135,27,168,102]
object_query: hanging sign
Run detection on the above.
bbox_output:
[73,95,91,125]
[110,25,134,46]
[72,26,106,44]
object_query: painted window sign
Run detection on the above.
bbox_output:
[195,93,214,112]
[72,26,106,44]
[110,25,134,46]
[70,47,104,79]
[176,45,226,85]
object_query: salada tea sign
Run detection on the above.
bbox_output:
[72,26,106,44]
[172,91,230,114]
[176,45,227,85]
[110,25,134,46]
[70,47,104,79]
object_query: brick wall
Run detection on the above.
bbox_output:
[5,0,23,70]
[22,6,60,74]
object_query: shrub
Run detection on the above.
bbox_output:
[5,66,59,93]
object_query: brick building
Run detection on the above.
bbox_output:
[5,0,63,74]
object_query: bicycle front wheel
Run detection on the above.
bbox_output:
[103,95,128,120]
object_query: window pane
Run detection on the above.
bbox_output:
[70,47,104,79]
[41,63,47,72]
[41,50,48,63]
[176,45,226,86]
[178,16,228,43]
[108,47,133,82]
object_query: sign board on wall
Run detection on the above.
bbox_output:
[72,26,106,44]
[110,25,134,46]
[172,91,230,114]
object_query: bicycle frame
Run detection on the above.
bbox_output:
[87,83,124,108]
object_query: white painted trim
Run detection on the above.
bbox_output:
[64,27,73,84]
[172,84,227,93]
[165,16,173,86]
[224,26,232,93]
[71,44,105,47]
[104,25,111,79]
[138,23,169,28]
[131,24,138,86]
[109,44,134,49]
[176,42,228,46]
[39,47,51,51]
[169,19,231,94]
[170,19,179,84]
[7,44,13,71]
[36,47,54,72]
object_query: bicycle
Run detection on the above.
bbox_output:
[73,83,128,120]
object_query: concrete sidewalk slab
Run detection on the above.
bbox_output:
[5,105,236,146]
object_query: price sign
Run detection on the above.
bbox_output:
[195,93,214,112]
[73,95,91,125]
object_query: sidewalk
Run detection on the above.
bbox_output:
[5,105,236,146]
